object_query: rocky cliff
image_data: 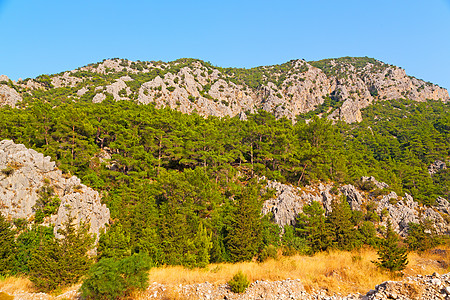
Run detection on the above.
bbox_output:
[262,177,450,236]
[1,57,448,123]
[0,140,110,240]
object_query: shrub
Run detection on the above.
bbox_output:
[80,253,152,300]
[228,271,250,293]
[373,222,408,273]
[29,218,94,292]
[258,244,278,262]
[0,215,15,276]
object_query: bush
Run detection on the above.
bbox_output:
[373,222,408,273]
[228,271,250,293]
[258,244,278,262]
[29,218,94,292]
[0,215,15,276]
[80,253,152,300]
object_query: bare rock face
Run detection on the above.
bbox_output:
[51,72,82,88]
[3,58,448,123]
[428,160,447,175]
[262,180,336,226]
[0,84,22,107]
[361,176,389,189]
[0,140,110,240]
[262,176,449,236]
[340,184,364,210]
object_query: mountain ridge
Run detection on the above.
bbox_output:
[1,57,448,123]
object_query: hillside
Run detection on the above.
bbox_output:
[0,57,448,123]
[0,57,449,298]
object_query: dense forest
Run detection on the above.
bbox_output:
[0,95,449,295]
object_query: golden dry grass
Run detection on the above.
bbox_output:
[2,247,449,299]
[0,276,33,294]
[146,246,450,295]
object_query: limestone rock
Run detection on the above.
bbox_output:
[8,57,447,124]
[92,92,106,103]
[76,87,88,97]
[262,181,336,227]
[0,140,109,241]
[361,176,389,189]
[51,72,82,88]
[340,184,364,210]
[428,160,447,175]
[262,176,449,236]
[0,84,22,107]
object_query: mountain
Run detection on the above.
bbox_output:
[0,57,448,123]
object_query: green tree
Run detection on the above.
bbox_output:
[296,201,332,253]
[80,253,152,300]
[374,222,408,273]
[0,215,15,276]
[29,218,94,291]
[327,198,359,250]
[226,185,263,262]
[406,221,440,252]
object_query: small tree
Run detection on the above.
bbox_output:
[29,217,94,291]
[374,221,408,273]
[0,214,15,276]
[80,253,152,300]
[327,197,358,250]
[296,201,332,254]
[226,186,263,262]
[228,271,250,293]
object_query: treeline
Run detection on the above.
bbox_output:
[0,97,449,294]
[1,98,449,203]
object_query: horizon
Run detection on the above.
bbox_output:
[1,0,449,89]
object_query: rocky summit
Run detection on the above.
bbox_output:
[0,139,110,240]
[1,57,448,123]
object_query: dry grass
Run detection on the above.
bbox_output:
[0,276,34,294]
[0,276,81,298]
[146,246,450,295]
[2,247,449,299]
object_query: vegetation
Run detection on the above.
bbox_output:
[0,215,15,276]
[0,58,449,295]
[374,222,408,273]
[228,271,250,293]
[28,218,93,292]
[80,253,152,300]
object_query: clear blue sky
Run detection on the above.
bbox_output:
[1,0,449,90]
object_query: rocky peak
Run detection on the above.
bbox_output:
[0,140,110,240]
[4,57,449,123]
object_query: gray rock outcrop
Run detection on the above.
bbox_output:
[360,176,389,189]
[0,84,22,107]
[428,160,447,175]
[340,184,364,210]
[0,140,109,240]
[262,176,449,236]
[7,58,447,123]
[365,272,450,300]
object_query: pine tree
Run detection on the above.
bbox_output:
[226,185,263,262]
[0,214,15,276]
[327,197,358,250]
[29,217,94,291]
[296,201,332,253]
[374,221,408,273]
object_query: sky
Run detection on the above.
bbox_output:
[0,0,449,90]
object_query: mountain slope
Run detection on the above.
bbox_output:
[1,57,448,123]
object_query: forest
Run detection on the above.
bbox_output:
[0,96,449,297]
